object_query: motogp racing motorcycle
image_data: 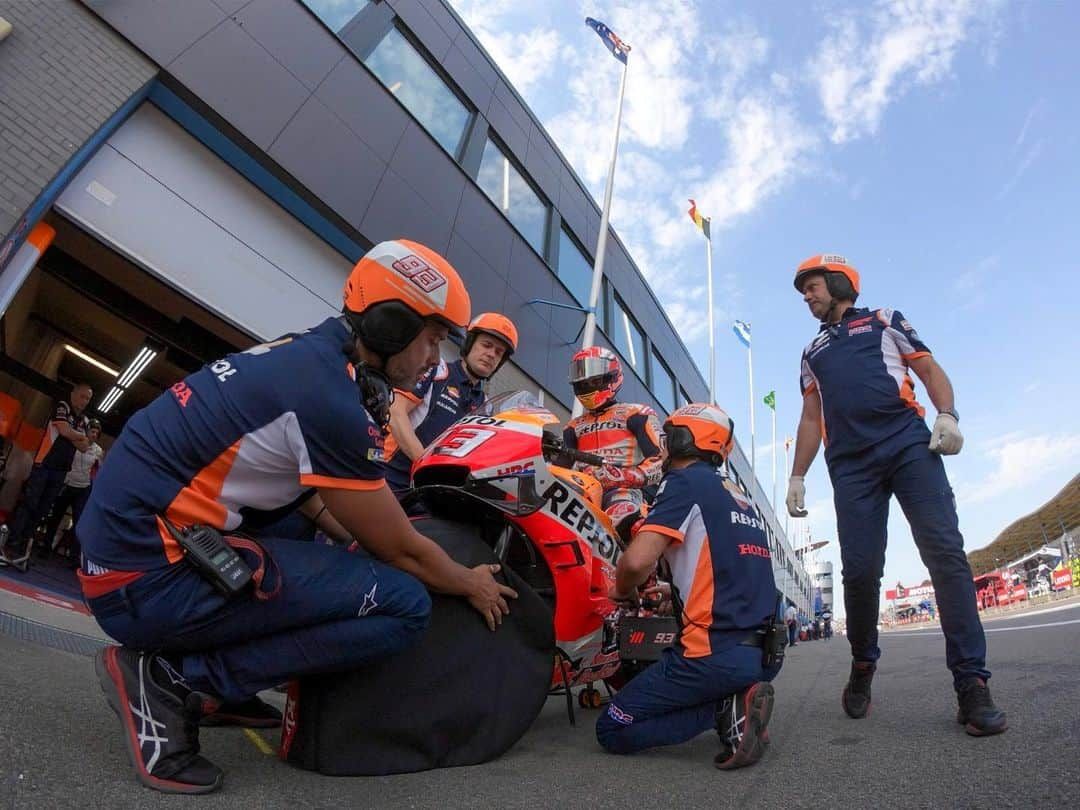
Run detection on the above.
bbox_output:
[408,390,675,707]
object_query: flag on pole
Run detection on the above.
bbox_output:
[687,199,711,239]
[733,320,751,347]
[784,436,793,450]
[585,17,631,64]
[764,390,775,410]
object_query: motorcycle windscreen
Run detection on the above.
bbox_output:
[281,518,555,775]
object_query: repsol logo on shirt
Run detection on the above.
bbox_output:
[578,420,621,435]
[731,511,766,531]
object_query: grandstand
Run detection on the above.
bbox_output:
[968,473,1080,575]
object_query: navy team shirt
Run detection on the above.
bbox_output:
[638,461,776,658]
[383,358,485,493]
[79,317,386,572]
[800,307,932,463]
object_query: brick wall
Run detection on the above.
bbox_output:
[0,0,156,241]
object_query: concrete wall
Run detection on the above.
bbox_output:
[0,0,155,241]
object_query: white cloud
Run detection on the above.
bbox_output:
[951,254,999,295]
[996,137,1044,200]
[449,1,562,94]
[812,0,1000,144]
[959,431,1080,505]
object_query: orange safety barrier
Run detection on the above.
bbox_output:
[14,422,43,454]
[0,392,21,441]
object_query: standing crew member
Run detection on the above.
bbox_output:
[82,239,517,794]
[383,312,517,497]
[597,403,779,769]
[0,382,92,568]
[785,253,1005,736]
[562,346,663,537]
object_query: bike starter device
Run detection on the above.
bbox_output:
[162,518,253,596]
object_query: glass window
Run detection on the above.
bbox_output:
[303,0,369,34]
[364,27,470,156]
[651,350,676,414]
[612,295,646,377]
[678,387,691,407]
[557,227,604,326]
[477,138,548,254]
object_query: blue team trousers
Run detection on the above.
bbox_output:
[596,644,770,755]
[86,538,431,703]
[8,465,68,548]
[829,439,989,687]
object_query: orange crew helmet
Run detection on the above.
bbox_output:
[793,254,860,303]
[462,312,518,377]
[663,403,735,466]
[343,239,471,360]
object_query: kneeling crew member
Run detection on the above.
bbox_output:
[596,403,778,769]
[384,312,518,497]
[82,239,516,794]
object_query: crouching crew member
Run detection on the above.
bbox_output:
[82,239,516,794]
[597,403,780,769]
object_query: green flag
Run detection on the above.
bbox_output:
[763,390,775,410]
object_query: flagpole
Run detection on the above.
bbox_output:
[771,405,777,511]
[579,60,628,354]
[747,337,756,485]
[705,231,715,404]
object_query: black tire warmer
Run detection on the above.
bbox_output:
[280,518,555,775]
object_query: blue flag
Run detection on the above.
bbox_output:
[585,17,631,64]
[733,320,751,347]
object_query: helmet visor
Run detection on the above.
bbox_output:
[570,355,612,383]
[572,372,617,396]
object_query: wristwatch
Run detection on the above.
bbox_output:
[940,408,959,422]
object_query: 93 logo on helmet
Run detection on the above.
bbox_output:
[391,254,447,294]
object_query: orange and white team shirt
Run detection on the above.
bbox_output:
[800,307,932,462]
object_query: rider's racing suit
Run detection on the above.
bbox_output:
[561,402,664,530]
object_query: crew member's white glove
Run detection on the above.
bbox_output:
[786,475,808,517]
[928,413,963,455]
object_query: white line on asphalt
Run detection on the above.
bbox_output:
[887,617,1080,637]
[982,600,1080,622]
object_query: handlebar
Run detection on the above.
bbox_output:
[541,434,605,467]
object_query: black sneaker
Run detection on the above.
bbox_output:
[842,661,875,719]
[956,677,1007,736]
[714,682,775,770]
[201,696,282,728]
[95,646,223,794]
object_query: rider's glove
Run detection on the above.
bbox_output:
[928,412,963,455]
[786,475,808,517]
[593,464,646,490]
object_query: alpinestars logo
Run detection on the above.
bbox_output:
[358,583,379,617]
[133,654,169,773]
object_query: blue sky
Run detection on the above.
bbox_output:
[449,0,1080,613]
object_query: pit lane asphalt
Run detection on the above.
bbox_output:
[2,599,1078,810]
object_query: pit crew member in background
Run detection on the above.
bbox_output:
[383,312,517,498]
[785,253,1005,736]
[83,239,517,794]
[597,403,778,770]
[560,346,663,538]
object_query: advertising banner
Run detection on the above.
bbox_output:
[1052,566,1073,590]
